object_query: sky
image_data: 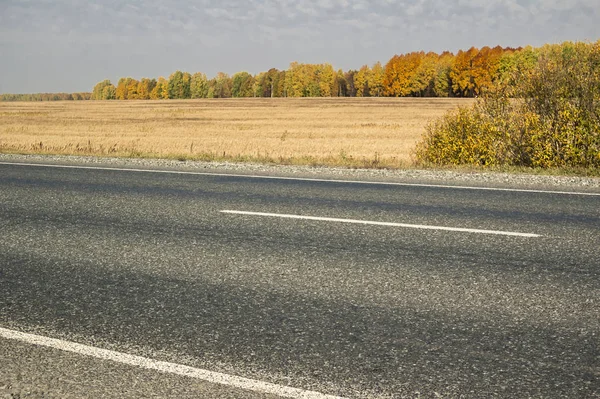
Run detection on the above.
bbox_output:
[1,0,599,93]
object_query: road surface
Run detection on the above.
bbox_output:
[1,161,599,398]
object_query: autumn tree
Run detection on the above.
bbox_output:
[284,62,309,97]
[335,69,348,97]
[232,72,255,97]
[370,62,385,97]
[208,72,232,98]
[115,77,139,100]
[92,80,116,100]
[190,72,209,98]
[275,70,287,97]
[284,62,336,97]
[450,47,480,97]
[168,71,191,99]
[354,65,372,97]
[470,46,504,95]
[318,64,336,97]
[115,78,128,100]
[417,41,600,168]
[497,46,539,86]
[253,72,267,97]
[150,77,169,99]
[344,70,357,97]
[102,85,116,100]
[137,78,156,100]
[383,52,424,96]
[410,52,438,97]
[433,52,455,97]
[126,78,140,99]
[252,68,281,97]
[266,68,283,97]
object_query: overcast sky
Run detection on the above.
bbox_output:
[1,0,599,93]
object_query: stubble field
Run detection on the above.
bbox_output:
[0,98,472,168]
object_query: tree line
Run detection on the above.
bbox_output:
[1,41,594,102]
[0,92,92,102]
[90,44,549,100]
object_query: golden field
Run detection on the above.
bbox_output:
[0,98,473,168]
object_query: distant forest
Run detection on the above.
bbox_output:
[0,92,92,101]
[1,41,596,101]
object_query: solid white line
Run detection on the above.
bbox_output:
[1,161,599,196]
[0,327,346,399]
[221,210,541,238]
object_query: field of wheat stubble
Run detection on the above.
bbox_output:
[0,97,473,168]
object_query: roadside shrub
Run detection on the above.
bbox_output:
[416,41,600,168]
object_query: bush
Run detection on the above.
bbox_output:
[416,41,600,168]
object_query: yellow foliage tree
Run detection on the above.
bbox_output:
[383,52,424,96]
[451,47,479,97]
[149,77,169,100]
[370,62,385,97]
[354,65,371,97]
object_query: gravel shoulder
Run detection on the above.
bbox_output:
[1,153,599,193]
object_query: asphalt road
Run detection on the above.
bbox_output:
[1,162,599,398]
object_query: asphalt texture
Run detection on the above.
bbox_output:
[1,162,599,398]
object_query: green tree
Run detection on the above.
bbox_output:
[92,80,115,100]
[208,72,232,98]
[168,71,191,99]
[102,85,116,100]
[190,72,209,98]
[232,72,255,97]
[497,46,539,86]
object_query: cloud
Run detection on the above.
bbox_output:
[0,0,598,92]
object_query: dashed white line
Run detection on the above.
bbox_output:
[221,210,541,238]
[0,327,346,399]
[1,161,599,196]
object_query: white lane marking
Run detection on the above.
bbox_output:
[1,161,599,196]
[0,327,346,399]
[221,210,541,238]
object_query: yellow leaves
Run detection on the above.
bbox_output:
[149,77,169,100]
[354,63,384,97]
[384,52,424,97]
[417,41,600,169]
[285,62,336,97]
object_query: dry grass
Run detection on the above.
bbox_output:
[0,98,472,168]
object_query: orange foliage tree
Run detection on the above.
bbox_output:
[384,52,424,96]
